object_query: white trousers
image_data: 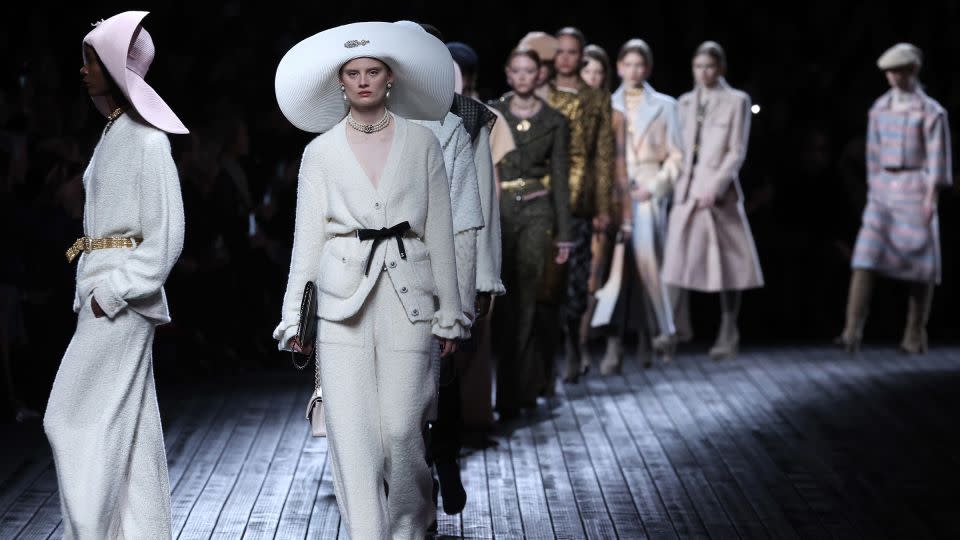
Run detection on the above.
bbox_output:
[319,273,436,540]
[44,306,171,539]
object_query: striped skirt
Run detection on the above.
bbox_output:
[852,170,940,283]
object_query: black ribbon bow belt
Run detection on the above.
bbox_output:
[357,221,411,276]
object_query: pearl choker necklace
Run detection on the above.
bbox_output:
[347,111,391,134]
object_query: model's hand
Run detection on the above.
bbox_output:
[476,293,495,320]
[289,336,314,357]
[592,213,611,231]
[555,245,571,265]
[439,338,458,357]
[632,185,653,202]
[695,193,716,209]
[91,297,106,318]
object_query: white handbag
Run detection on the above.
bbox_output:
[304,348,327,437]
[591,232,626,328]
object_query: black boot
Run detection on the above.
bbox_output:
[436,459,467,515]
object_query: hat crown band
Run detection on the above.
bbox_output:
[127,27,155,78]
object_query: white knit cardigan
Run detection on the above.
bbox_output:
[74,112,185,325]
[274,115,467,349]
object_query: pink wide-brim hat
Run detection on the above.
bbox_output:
[83,11,188,134]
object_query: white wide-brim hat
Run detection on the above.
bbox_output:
[83,11,188,134]
[275,21,455,133]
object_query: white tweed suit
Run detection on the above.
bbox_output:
[44,112,184,539]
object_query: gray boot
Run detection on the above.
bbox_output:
[900,282,933,355]
[835,269,873,354]
[709,291,741,361]
[600,336,623,375]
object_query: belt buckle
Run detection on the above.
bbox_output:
[82,237,93,253]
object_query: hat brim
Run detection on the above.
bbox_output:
[275,21,454,133]
[84,11,188,134]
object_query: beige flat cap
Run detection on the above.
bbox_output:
[518,31,559,61]
[877,43,922,70]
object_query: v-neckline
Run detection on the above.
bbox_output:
[342,114,402,197]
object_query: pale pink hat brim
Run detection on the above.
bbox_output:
[84,11,188,134]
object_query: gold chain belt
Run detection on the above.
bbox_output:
[66,236,142,263]
[500,177,547,191]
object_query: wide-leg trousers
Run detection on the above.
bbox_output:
[319,273,436,540]
[44,306,171,539]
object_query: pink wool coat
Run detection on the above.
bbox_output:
[661,81,764,292]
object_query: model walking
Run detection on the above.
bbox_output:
[273,22,465,539]
[44,11,187,539]
[661,41,764,360]
[837,43,951,354]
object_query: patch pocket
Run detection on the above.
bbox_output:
[318,314,366,348]
[391,316,433,353]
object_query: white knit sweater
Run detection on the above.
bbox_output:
[413,113,483,322]
[274,115,467,349]
[73,112,185,325]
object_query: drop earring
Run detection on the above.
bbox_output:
[341,84,347,101]
[386,82,392,99]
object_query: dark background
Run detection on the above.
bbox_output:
[0,1,957,417]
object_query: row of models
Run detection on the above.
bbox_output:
[41,10,949,539]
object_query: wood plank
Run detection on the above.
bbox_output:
[459,446,493,539]
[0,466,56,539]
[169,388,247,537]
[641,363,768,539]
[15,485,60,540]
[709,353,866,537]
[604,372,707,538]
[304,436,339,540]
[241,389,312,540]
[274,432,325,539]
[167,393,229,492]
[585,375,677,539]
[622,364,738,538]
[670,356,811,539]
[485,433,523,539]
[508,423,553,539]
[529,407,586,539]
[562,381,646,539]
[551,385,619,539]
[787,348,943,538]
[0,426,46,500]
[178,388,272,538]
[210,386,299,538]
[0,457,50,526]
[736,350,899,537]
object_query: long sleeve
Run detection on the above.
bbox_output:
[473,126,506,295]
[94,132,184,319]
[866,109,882,181]
[552,119,573,242]
[273,145,327,350]
[593,93,615,216]
[424,140,468,339]
[924,109,952,189]
[651,101,684,198]
[710,94,751,197]
[449,127,484,234]
[612,110,630,221]
[454,229,477,331]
